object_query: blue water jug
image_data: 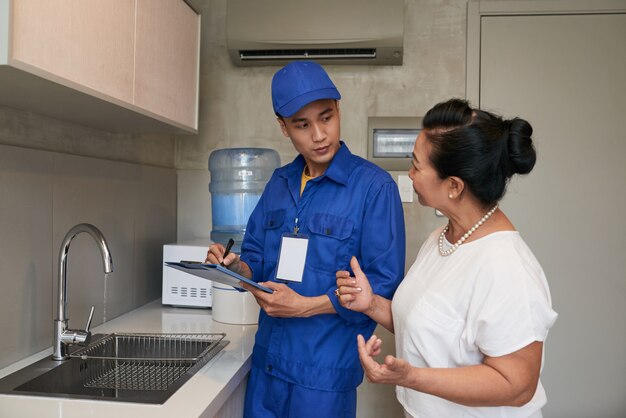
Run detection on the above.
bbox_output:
[209,148,280,252]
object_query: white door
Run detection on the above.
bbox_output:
[468,2,626,417]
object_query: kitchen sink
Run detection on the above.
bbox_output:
[0,333,228,404]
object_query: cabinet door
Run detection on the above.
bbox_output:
[134,0,200,130]
[10,0,135,104]
[11,0,72,78]
[68,0,135,103]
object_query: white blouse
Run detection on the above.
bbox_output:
[392,229,558,418]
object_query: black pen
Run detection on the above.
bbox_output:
[221,238,235,267]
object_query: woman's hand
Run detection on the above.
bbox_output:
[359,336,545,407]
[335,256,375,312]
[205,243,251,278]
[358,334,412,386]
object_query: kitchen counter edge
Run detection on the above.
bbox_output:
[0,299,257,418]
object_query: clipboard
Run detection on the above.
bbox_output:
[164,262,274,293]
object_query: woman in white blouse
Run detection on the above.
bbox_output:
[335,98,557,418]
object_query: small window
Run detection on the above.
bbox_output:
[367,117,422,171]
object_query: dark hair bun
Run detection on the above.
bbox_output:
[507,118,536,175]
[422,98,538,205]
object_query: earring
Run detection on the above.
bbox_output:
[448,194,453,199]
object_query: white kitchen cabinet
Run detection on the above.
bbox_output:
[0,0,200,133]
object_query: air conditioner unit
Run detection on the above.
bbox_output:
[226,0,405,67]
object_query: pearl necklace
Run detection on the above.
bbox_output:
[438,204,499,256]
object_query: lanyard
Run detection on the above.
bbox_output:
[293,176,322,235]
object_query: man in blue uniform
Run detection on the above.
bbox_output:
[206,61,405,418]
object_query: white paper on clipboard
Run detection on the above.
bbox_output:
[164,262,273,293]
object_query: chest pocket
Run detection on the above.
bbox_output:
[262,209,285,267]
[307,213,354,271]
[263,209,285,230]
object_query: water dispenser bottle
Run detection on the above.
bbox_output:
[209,148,280,252]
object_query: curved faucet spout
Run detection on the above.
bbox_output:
[53,223,113,360]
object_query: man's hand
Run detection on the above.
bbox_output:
[205,243,252,279]
[241,281,335,317]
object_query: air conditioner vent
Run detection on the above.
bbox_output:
[240,48,377,61]
[227,0,404,67]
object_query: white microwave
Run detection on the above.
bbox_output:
[162,240,212,308]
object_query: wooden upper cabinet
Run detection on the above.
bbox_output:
[11,0,135,104]
[1,0,200,133]
[69,0,135,104]
[11,0,73,79]
[134,0,200,131]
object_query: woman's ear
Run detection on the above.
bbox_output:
[448,176,465,199]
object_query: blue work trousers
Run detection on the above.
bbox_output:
[243,365,357,418]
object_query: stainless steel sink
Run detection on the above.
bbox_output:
[0,333,228,404]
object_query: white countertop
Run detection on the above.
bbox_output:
[0,300,257,418]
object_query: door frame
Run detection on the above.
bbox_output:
[466,0,626,106]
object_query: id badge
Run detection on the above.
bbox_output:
[275,233,309,283]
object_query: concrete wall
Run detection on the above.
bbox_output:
[0,107,177,368]
[177,1,468,416]
[0,105,176,168]
[176,0,464,256]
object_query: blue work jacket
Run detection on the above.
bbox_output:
[240,142,405,391]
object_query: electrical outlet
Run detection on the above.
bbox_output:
[397,175,414,203]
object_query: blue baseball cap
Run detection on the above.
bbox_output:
[271,61,341,117]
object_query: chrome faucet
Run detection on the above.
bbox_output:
[52,223,113,360]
